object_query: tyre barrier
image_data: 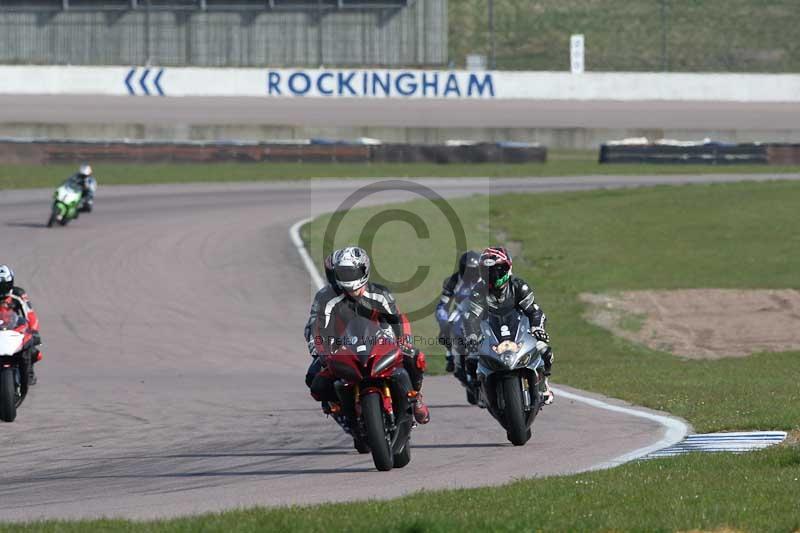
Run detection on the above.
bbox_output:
[0,138,547,165]
[598,139,769,165]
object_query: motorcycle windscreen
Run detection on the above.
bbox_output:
[0,309,24,331]
[338,315,396,356]
[484,308,524,343]
[57,184,82,204]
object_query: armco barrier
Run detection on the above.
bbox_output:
[598,142,769,165]
[0,139,546,165]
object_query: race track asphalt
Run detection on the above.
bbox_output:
[3,174,796,522]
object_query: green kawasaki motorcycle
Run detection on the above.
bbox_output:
[47,181,84,227]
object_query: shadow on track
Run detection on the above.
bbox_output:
[17,466,376,483]
[5,222,49,228]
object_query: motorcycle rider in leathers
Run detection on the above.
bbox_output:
[308,246,431,427]
[435,250,481,372]
[463,247,554,404]
[66,163,97,213]
[0,265,42,385]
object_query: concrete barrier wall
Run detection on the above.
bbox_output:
[2,66,800,101]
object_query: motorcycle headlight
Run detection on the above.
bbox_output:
[492,340,520,354]
[516,351,532,368]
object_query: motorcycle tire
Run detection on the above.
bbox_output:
[0,367,17,422]
[466,386,478,406]
[47,209,58,228]
[361,392,393,471]
[502,377,530,446]
[393,439,411,468]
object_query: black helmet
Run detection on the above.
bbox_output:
[478,247,512,293]
[0,265,14,297]
[458,250,480,284]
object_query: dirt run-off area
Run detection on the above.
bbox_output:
[580,289,800,359]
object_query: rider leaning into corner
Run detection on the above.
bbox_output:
[462,247,555,405]
[0,265,43,385]
[435,250,481,372]
[305,246,430,435]
[66,163,97,213]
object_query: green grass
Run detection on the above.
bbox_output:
[5,446,799,532]
[449,0,800,72]
[618,311,647,333]
[305,180,800,433]
[2,154,800,189]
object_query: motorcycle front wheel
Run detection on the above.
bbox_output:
[393,439,411,468]
[0,367,17,422]
[502,376,530,446]
[361,392,393,471]
[46,206,58,228]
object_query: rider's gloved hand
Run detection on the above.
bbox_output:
[531,328,550,344]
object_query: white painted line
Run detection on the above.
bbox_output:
[290,215,690,470]
[289,217,325,291]
[554,387,690,469]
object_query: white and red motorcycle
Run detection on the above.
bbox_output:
[0,308,35,422]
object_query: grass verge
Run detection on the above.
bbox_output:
[1,153,799,189]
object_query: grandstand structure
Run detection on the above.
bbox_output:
[0,1,414,11]
[0,0,446,67]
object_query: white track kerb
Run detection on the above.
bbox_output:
[289,216,690,472]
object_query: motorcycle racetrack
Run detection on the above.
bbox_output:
[5,175,795,522]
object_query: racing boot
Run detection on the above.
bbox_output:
[411,392,430,424]
[445,355,455,373]
[542,348,554,405]
[353,434,370,454]
[542,376,554,405]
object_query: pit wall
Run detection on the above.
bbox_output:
[2,66,800,101]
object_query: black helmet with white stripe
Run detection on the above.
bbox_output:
[333,246,370,291]
[0,264,14,297]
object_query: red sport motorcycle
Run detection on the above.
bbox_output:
[0,308,35,422]
[322,315,416,472]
